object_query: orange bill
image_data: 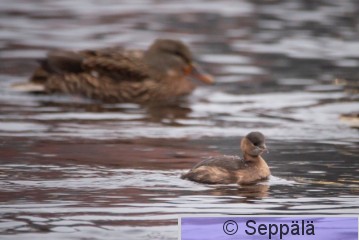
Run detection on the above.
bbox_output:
[188,64,214,84]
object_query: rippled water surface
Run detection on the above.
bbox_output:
[0,0,358,239]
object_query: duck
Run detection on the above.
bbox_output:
[16,39,214,103]
[181,131,270,185]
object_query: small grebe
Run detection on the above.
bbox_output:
[181,132,270,184]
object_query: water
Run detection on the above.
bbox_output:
[0,0,358,239]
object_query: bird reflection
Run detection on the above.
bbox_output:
[206,183,270,201]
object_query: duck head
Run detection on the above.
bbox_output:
[240,131,268,159]
[144,39,214,84]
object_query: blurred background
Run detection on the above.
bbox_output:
[0,0,358,239]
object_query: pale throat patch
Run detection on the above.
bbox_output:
[166,69,179,77]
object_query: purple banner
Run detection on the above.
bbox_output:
[181,217,358,240]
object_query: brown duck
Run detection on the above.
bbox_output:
[181,132,270,185]
[19,39,214,103]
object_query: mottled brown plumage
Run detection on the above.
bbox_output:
[181,132,270,185]
[28,39,214,103]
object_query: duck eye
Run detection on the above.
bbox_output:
[175,51,186,60]
[173,51,191,63]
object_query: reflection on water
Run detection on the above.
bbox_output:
[0,0,358,239]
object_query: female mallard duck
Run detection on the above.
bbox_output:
[181,132,270,185]
[22,39,214,103]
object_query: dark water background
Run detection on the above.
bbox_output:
[0,0,358,239]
